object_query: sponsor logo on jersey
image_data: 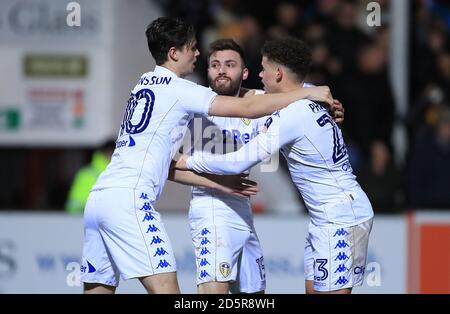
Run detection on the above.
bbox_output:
[116,136,136,148]
[219,262,231,278]
[80,260,96,273]
[222,127,257,144]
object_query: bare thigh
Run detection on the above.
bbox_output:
[139,272,180,294]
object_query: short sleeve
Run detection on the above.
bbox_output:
[178,81,218,115]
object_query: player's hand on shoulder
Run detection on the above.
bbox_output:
[306,86,334,106]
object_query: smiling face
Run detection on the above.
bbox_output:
[207,50,248,96]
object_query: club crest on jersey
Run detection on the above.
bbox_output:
[241,118,251,126]
[219,262,231,278]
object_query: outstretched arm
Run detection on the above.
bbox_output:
[209,86,333,119]
[176,107,303,175]
[168,163,258,197]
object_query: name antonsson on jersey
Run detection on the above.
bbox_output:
[138,76,172,86]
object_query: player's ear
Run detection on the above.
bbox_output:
[168,47,179,62]
[276,68,283,83]
[242,67,249,80]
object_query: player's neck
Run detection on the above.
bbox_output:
[278,80,305,93]
[160,63,185,78]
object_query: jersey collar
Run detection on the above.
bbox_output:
[154,65,178,78]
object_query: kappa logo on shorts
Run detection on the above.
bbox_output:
[335,276,349,286]
[199,258,210,267]
[200,248,211,255]
[146,224,160,233]
[153,247,168,257]
[150,236,165,245]
[156,259,171,269]
[201,237,211,245]
[201,228,211,236]
[335,264,350,273]
[219,262,231,278]
[335,252,349,261]
[200,270,210,279]
[334,240,350,249]
[142,212,156,221]
[139,202,153,211]
[333,228,349,237]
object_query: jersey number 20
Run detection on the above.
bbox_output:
[120,89,155,136]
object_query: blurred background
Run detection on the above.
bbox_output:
[0,0,449,293]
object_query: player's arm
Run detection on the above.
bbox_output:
[176,109,302,174]
[168,163,258,197]
[209,86,333,119]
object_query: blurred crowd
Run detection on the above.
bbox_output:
[1,0,449,213]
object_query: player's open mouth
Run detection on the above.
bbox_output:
[216,78,230,83]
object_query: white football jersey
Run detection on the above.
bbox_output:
[187,99,374,227]
[187,89,267,228]
[188,113,267,228]
[93,66,217,202]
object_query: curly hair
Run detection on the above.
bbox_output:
[261,37,312,82]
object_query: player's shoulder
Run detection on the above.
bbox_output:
[284,99,315,114]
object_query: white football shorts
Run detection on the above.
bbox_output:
[191,223,266,293]
[80,188,176,286]
[304,218,373,292]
